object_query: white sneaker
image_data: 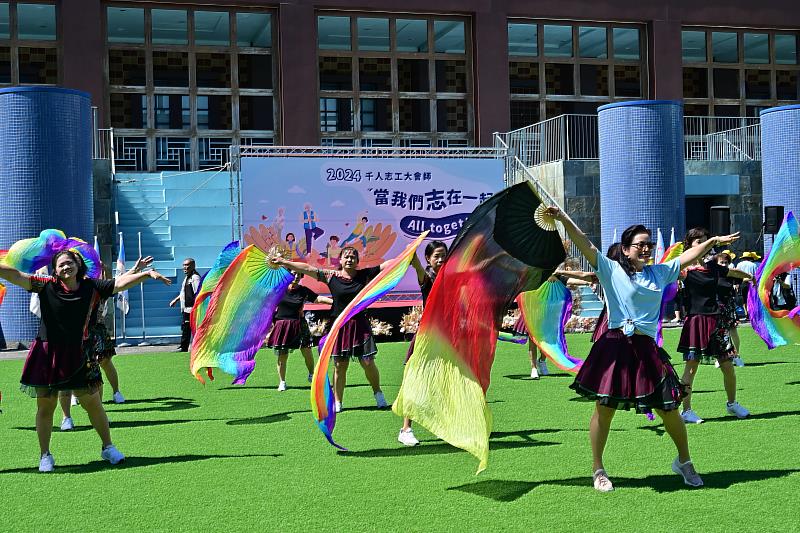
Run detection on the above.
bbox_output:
[307,373,313,383]
[670,317,681,324]
[733,356,745,367]
[537,360,549,376]
[530,367,540,380]
[334,401,342,413]
[60,417,74,431]
[277,381,287,392]
[398,428,420,446]
[592,469,614,492]
[714,360,721,368]
[70,395,79,406]
[374,391,388,409]
[39,452,55,473]
[726,401,750,418]
[112,391,125,404]
[672,457,704,487]
[681,409,704,424]
[101,444,125,465]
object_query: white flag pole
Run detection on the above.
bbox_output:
[117,231,130,347]
[138,231,150,346]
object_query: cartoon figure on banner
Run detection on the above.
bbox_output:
[343,213,370,248]
[302,203,325,254]
[320,235,342,268]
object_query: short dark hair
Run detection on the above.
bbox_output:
[338,246,359,264]
[330,235,339,242]
[683,227,710,250]
[424,240,449,259]
[51,250,88,280]
[285,232,295,240]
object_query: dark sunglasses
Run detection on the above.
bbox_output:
[629,241,656,250]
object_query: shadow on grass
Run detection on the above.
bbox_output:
[503,373,573,381]
[739,361,799,367]
[0,453,282,475]
[105,399,199,413]
[12,418,221,433]
[226,410,307,426]
[218,383,370,391]
[701,409,800,423]
[448,468,800,501]
[691,388,742,395]
[788,381,800,386]
[337,430,560,459]
[103,396,193,405]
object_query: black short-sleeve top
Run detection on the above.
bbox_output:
[322,266,380,317]
[274,285,318,320]
[29,276,116,344]
[682,260,729,315]
[420,266,436,308]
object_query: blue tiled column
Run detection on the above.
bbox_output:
[598,100,685,253]
[0,87,94,342]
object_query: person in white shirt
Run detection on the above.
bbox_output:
[169,258,201,352]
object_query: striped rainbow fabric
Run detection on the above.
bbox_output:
[1,229,101,278]
[516,278,583,372]
[656,241,684,346]
[190,241,241,334]
[748,211,800,349]
[311,232,428,449]
[190,244,293,384]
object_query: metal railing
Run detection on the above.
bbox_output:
[705,123,761,161]
[495,114,762,167]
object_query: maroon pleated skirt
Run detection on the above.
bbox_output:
[266,318,313,352]
[20,339,102,398]
[591,307,609,343]
[677,314,735,363]
[570,329,686,412]
[330,316,377,359]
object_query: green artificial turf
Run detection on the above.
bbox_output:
[1,328,799,531]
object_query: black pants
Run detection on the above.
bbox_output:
[180,312,192,351]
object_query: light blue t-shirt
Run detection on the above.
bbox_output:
[593,254,682,339]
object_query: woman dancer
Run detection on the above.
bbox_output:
[677,229,751,424]
[273,247,387,412]
[398,240,448,446]
[715,251,744,367]
[547,207,740,491]
[266,273,332,391]
[0,249,171,472]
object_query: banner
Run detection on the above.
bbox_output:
[240,157,503,295]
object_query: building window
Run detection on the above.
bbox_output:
[508,20,646,125]
[107,5,277,171]
[0,1,59,86]
[682,28,800,116]
[317,13,472,146]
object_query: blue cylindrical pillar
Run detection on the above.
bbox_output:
[760,104,800,294]
[0,87,94,342]
[598,100,685,253]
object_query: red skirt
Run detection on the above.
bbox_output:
[591,307,609,343]
[677,314,735,363]
[20,339,102,398]
[570,329,686,412]
[266,318,313,352]
[330,316,377,359]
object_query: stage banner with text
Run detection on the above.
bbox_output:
[240,157,503,297]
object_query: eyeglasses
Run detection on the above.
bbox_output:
[629,241,656,250]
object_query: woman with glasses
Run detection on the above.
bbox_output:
[677,228,752,425]
[545,207,739,491]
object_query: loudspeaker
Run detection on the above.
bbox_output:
[710,206,731,236]
[764,205,785,234]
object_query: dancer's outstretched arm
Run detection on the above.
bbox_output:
[677,233,740,270]
[0,264,33,291]
[114,270,171,293]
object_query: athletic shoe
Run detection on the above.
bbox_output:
[670,317,681,324]
[334,401,342,413]
[726,401,750,418]
[398,428,420,446]
[592,469,614,492]
[307,373,313,383]
[60,417,74,431]
[681,409,704,424]
[714,360,721,368]
[70,395,79,406]
[671,457,704,487]
[39,452,55,473]
[374,391,388,409]
[101,444,125,465]
[277,381,287,392]
[112,391,126,404]
[530,367,540,380]
[537,360,549,376]
[733,356,745,367]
